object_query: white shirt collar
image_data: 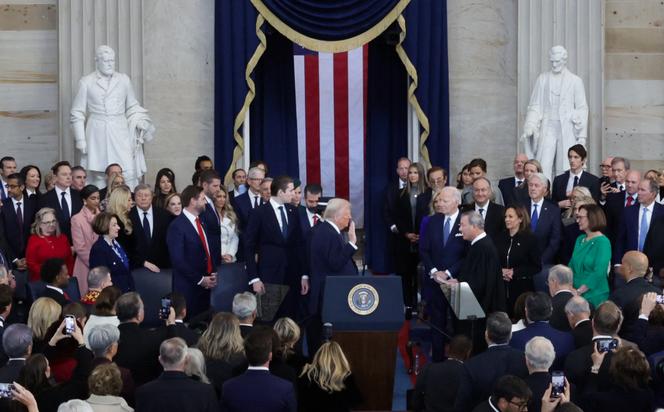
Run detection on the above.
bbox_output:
[554,289,574,296]
[531,198,544,209]
[247,366,269,371]
[471,232,487,245]
[575,318,590,327]
[475,201,489,211]
[138,206,153,216]
[11,196,24,207]
[445,209,460,223]
[46,285,64,294]
[570,169,583,178]
[592,334,613,341]
[55,186,70,197]
[328,220,342,234]
[487,397,500,412]
[182,208,199,226]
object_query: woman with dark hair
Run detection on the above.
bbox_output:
[89,213,134,293]
[153,168,177,209]
[494,206,542,318]
[70,185,101,294]
[20,165,42,199]
[569,204,611,307]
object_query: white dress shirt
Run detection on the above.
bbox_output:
[638,202,654,240]
[565,170,584,194]
[430,209,460,279]
[55,186,73,215]
[11,197,24,220]
[138,206,154,237]
[249,190,262,209]
[269,198,288,232]
[530,198,544,217]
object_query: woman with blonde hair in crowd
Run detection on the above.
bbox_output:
[185,347,211,384]
[213,186,239,263]
[100,172,126,211]
[27,297,62,353]
[164,192,182,216]
[25,208,74,282]
[298,341,362,411]
[273,317,307,374]
[86,363,133,411]
[105,185,134,252]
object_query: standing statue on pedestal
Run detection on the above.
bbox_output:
[521,45,588,181]
[71,45,155,189]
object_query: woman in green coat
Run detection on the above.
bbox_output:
[569,204,611,307]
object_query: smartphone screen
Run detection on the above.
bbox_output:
[64,315,75,335]
[0,383,14,399]
[159,298,172,319]
[597,338,618,353]
[551,371,564,398]
[656,295,664,305]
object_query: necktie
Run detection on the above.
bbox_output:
[478,208,485,218]
[573,176,579,187]
[195,217,213,273]
[312,215,319,226]
[16,202,23,228]
[531,204,539,231]
[0,184,6,200]
[60,192,70,220]
[142,211,151,242]
[279,206,288,238]
[626,195,634,207]
[516,180,523,187]
[638,207,649,251]
[619,184,625,192]
[253,195,259,208]
[443,217,451,246]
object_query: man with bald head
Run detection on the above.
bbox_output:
[463,177,505,240]
[498,153,529,206]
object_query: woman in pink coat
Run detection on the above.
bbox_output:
[71,185,101,294]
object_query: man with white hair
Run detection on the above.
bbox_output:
[524,337,558,412]
[547,264,575,331]
[231,166,266,230]
[232,292,257,338]
[564,296,592,348]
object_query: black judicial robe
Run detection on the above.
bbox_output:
[458,235,506,313]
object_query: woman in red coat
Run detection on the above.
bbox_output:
[26,207,74,281]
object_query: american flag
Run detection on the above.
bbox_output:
[293,44,368,226]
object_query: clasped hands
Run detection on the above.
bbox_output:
[201,273,217,289]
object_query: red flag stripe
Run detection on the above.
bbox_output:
[333,52,350,200]
[304,55,321,185]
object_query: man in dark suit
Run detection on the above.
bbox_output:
[412,335,472,412]
[0,157,17,202]
[232,292,257,338]
[1,173,35,271]
[244,176,304,319]
[167,292,199,346]
[37,161,83,243]
[302,198,358,354]
[454,312,529,411]
[130,184,172,271]
[221,327,296,412]
[136,337,219,412]
[415,166,448,230]
[0,285,13,366]
[564,296,593,348]
[498,153,529,207]
[551,144,600,206]
[0,324,31,381]
[40,258,71,307]
[231,166,265,230]
[644,215,664,287]
[610,251,659,335]
[547,264,575,331]
[114,292,177,386]
[420,186,467,361]
[599,156,629,200]
[228,168,247,201]
[471,375,532,412]
[523,336,559,412]
[603,169,640,251]
[510,292,575,369]
[463,177,505,240]
[199,170,223,268]
[296,183,322,240]
[383,157,411,236]
[624,292,664,356]
[97,163,122,200]
[167,185,218,318]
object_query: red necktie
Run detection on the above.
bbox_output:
[626,196,634,207]
[195,217,213,274]
[312,215,319,226]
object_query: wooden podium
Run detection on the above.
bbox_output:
[322,276,403,411]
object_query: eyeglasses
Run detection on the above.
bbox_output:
[576,214,588,221]
[508,399,529,411]
[600,165,611,169]
[41,220,57,225]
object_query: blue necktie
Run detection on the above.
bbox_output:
[443,217,451,246]
[638,207,649,251]
[60,192,70,221]
[142,211,151,243]
[279,206,288,238]
[531,204,539,231]
[0,183,6,201]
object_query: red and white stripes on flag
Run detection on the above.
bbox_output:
[293,44,368,227]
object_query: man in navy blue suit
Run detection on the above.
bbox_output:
[551,144,600,208]
[420,186,467,361]
[296,183,323,239]
[1,173,35,271]
[603,169,640,250]
[498,153,529,207]
[166,185,217,318]
[199,169,223,268]
[303,198,358,354]
[231,166,265,230]
[244,175,304,318]
[221,326,296,412]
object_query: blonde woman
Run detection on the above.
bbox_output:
[100,172,125,211]
[27,297,62,353]
[25,207,74,281]
[213,187,239,263]
[164,192,182,216]
[185,347,211,384]
[298,341,362,411]
[272,317,307,377]
[106,185,134,253]
[197,313,247,395]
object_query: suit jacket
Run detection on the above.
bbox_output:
[37,188,83,242]
[643,215,664,280]
[136,370,219,412]
[244,202,304,285]
[412,359,466,412]
[173,321,199,346]
[525,372,552,412]
[610,277,659,335]
[114,322,176,386]
[603,191,635,247]
[528,199,562,264]
[221,369,296,412]
[383,180,404,231]
[166,213,214,317]
[463,202,505,240]
[552,171,600,203]
[129,206,172,268]
[231,190,261,230]
[419,213,466,278]
[623,318,664,356]
[510,321,575,368]
[550,290,574,331]
[42,286,71,307]
[564,338,616,393]
[458,236,505,313]
[297,205,313,240]
[614,202,664,265]
[498,176,525,207]
[0,196,36,258]
[0,359,25,382]
[200,201,222,267]
[571,319,593,348]
[89,237,135,293]
[306,221,358,315]
[494,230,542,281]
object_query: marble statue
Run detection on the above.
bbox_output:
[71,45,155,189]
[521,45,588,180]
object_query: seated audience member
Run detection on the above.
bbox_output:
[624,292,664,356]
[471,375,531,412]
[273,317,307,374]
[297,341,362,412]
[559,187,594,265]
[412,335,472,412]
[80,266,113,308]
[27,297,61,353]
[196,312,247,397]
[547,265,575,331]
[20,164,42,199]
[498,153,529,207]
[540,382,576,412]
[523,337,558,412]
[551,144,600,206]
[89,213,134,293]
[221,327,296,412]
[564,296,593,349]
[268,329,297,386]
[70,166,87,192]
[511,292,533,332]
[610,250,659,334]
[167,292,198,346]
[71,185,101,294]
[83,286,121,348]
[86,363,133,412]
[130,183,171,271]
[164,192,182,216]
[564,300,632,393]
[87,324,135,405]
[461,158,505,206]
[0,324,32,382]
[214,186,240,262]
[184,347,210,384]
[232,292,257,338]
[97,164,123,201]
[114,292,176,386]
[454,312,528,411]
[37,161,83,243]
[580,346,654,412]
[153,168,177,209]
[463,177,505,239]
[135,337,219,412]
[40,258,73,307]
[26,208,74,282]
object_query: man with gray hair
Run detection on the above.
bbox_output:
[88,324,135,403]
[524,337,557,412]
[548,264,575,331]
[81,266,112,307]
[564,296,592,348]
[232,292,257,338]
[130,183,173,271]
[136,337,219,411]
[231,166,266,230]
[464,177,505,239]
[0,324,32,382]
